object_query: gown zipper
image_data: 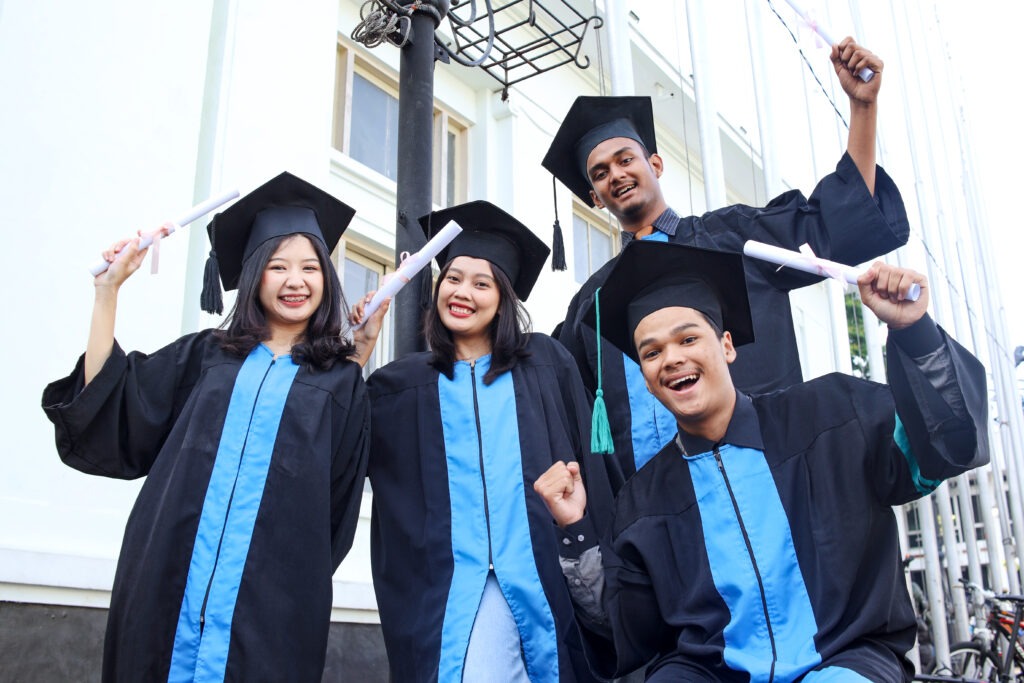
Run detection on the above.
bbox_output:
[469,360,495,570]
[198,357,276,635]
[714,445,777,682]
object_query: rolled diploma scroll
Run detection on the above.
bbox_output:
[353,221,464,330]
[743,240,920,301]
[88,188,241,276]
[782,0,874,82]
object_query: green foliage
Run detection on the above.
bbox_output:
[846,292,870,379]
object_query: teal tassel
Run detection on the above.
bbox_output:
[591,388,614,454]
[590,287,614,455]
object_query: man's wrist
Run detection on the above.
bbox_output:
[556,515,599,560]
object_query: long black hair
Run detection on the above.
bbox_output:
[424,258,531,384]
[215,233,355,370]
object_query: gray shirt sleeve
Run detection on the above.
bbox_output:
[559,545,607,627]
[555,516,610,632]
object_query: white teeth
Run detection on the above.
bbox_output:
[668,374,698,390]
[614,183,636,197]
[282,295,307,302]
[450,305,473,315]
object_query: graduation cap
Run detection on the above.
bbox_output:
[419,200,550,302]
[581,241,753,453]
[542,96,657,208]
[200,171,356,314]
[587,241,754,362]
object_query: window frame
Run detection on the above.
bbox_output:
[571,203,619,285]
[336,242,395,376]
[334,41,468,206]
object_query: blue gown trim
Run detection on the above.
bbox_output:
[894,413,941,494]
[438,356,559,681]
[623,229,677,472]
[687,444,822,681]
[169,345,299,681]
[622,355,677,472]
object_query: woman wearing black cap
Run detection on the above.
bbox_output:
[352,200,618,682]
[42,172,371,682]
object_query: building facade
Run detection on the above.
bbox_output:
[2,0,1021,678]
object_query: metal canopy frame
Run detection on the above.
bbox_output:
[349,0,603,356]
[441,0,602,95]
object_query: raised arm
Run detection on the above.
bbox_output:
[85,227,168,385]
[534,460,588,528]
[832,38,884,195]
[856,261,927,329]
[858,262,989,502]
[349,291,391,368]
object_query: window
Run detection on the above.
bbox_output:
[341,250,393,377]
[333,44,468,206]
[435,113,466,207]
[573,213,616,285]
[350,72,400,181]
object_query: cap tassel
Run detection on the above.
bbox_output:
[200,248,223,315]
[590,287,614,454]
[551,177,567,271]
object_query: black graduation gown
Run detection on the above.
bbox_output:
[562,317,988,681]
[41,331,370,683]
[366,334,618,682]
[557,153,910,477]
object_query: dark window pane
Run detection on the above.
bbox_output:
[446,131,457,207]
[344,257,381,374]
[351,74,399,181]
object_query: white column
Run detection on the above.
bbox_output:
[603,0,634,96]
[685,0,727,209]
[182,0,237,335]
[743,0,781,197]
[919,495,951,663]
[935,484,971,641]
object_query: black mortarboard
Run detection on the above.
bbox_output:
[419,200,550,301]
[584,241,754,364]
[200,171,355,313]
[541,96,657,207]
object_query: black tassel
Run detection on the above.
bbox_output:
[551,177,567,271]
[200,249,223,315]
[551,218,567,271]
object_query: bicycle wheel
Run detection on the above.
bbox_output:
[934,641,1001,681]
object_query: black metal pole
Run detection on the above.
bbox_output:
[393,1,448,358]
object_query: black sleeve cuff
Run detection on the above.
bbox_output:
[556,515,599,560]
[889,314,943,358]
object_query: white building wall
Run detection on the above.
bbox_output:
[3,0,1017,639]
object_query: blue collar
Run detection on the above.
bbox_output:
[619,207,680,247]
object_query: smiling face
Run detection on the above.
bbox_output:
[586,137,667,228]
[436,255,501,348]
[634,306,737,440]
[258,234,324,338]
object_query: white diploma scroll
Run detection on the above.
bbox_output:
[353,221,464,330]
[782,0,874,82]
[88,188,241,276]
[743,240,920,301]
